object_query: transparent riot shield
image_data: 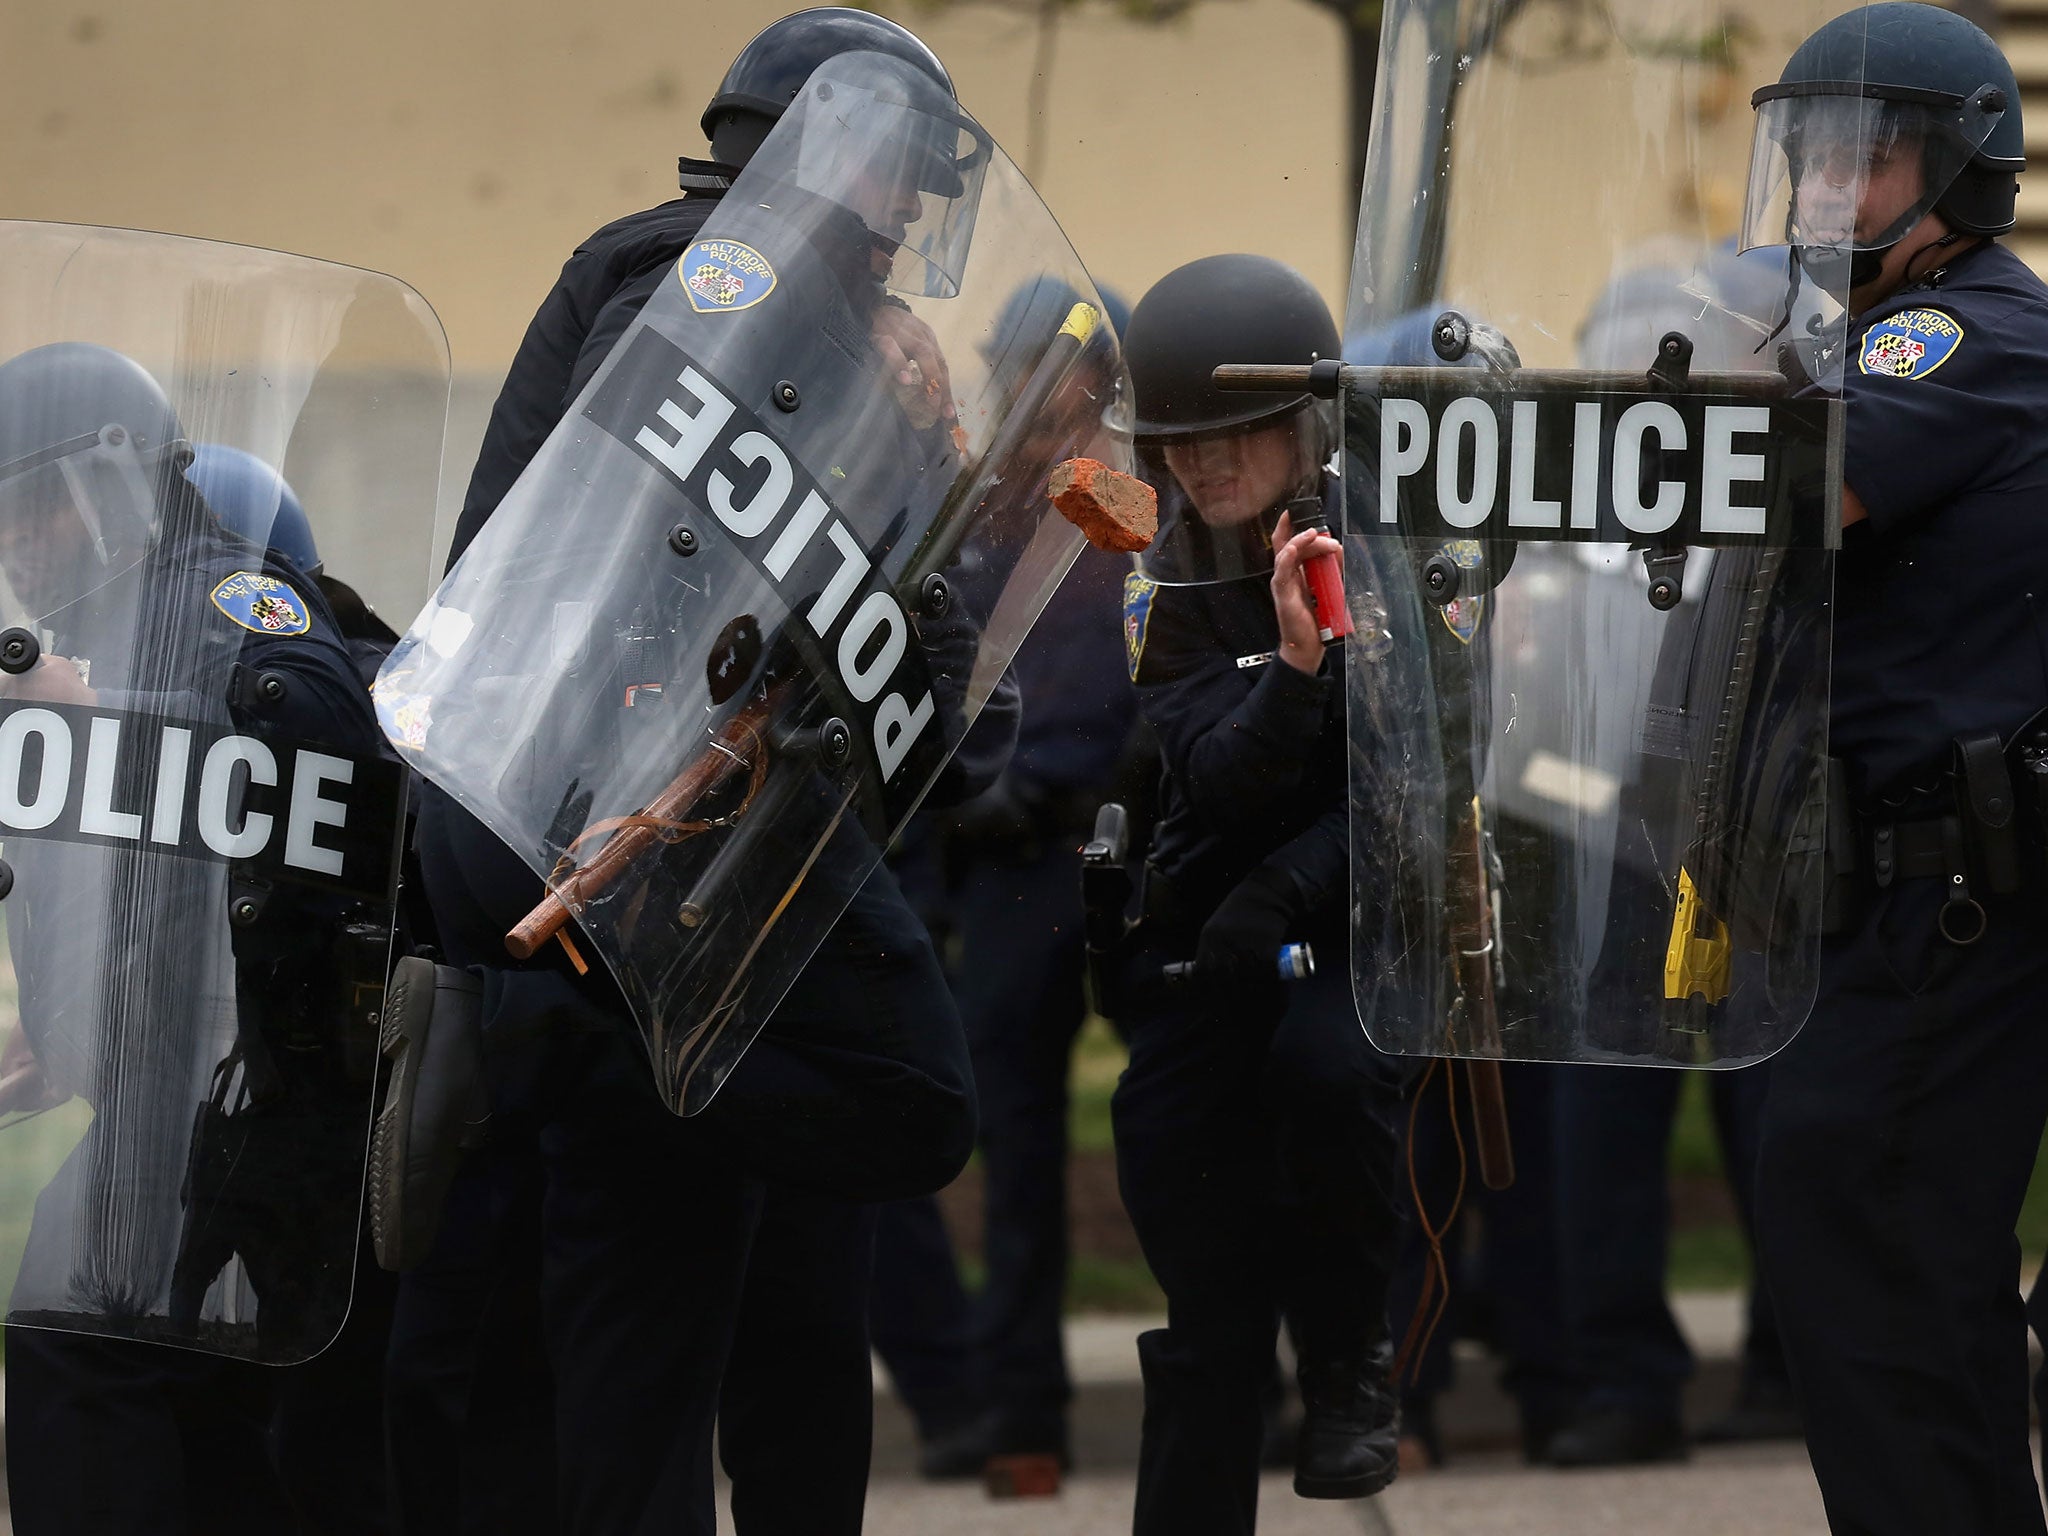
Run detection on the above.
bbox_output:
[1325,1,1877,1068]
[0,222,447,1361]
[377,51,1135,1115]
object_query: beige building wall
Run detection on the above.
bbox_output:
[0,0,1353,374]
[0,0,1991,540]
[2,0,1353,549]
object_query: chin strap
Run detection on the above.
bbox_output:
[1756,246,1805,355]
[1773,233,1968,332]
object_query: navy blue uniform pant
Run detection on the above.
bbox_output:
[1113,956,1405,1536]
[865,839,1100,1445]
[1389,1058,1576,1434]
[538,1057,759,1536]
[388,862,970,1534]
[387,1139,886,1536]
[1552,1059,1779,1417]
[719,1185,880,1536]
[385,1129,554,1536]
[953,844,1093,1430]
[8,1244,396,1535]
[1756,881,2048,1536]
[868,1194,978,1439]
[6,1331,294,1535]
[2029,1268,2048,1495]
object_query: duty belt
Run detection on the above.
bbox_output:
[1864,816,1959,887]
[1836,727,2038,944]
[1861,814,1991,944]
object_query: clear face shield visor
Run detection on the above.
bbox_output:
[1739,84,2008,263]
[789,65,994,299]
[1137,402,1330,585]
[0,431,159,626]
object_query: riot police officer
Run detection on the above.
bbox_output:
[187,443,403,688]
[0,343,398,1532]
[1111,255,1406,1531]
[1737,8,2048,1532]
[386,15,1036,1532]
[1539,251,1803,1466]
[888,280,1142,1485]
[450,7,960,568]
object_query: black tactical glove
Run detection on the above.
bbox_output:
[917,594,1021,809]
[1195,862,1305,985]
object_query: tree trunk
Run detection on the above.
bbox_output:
[1025,0,1061,184]
[1344,8,1382,240]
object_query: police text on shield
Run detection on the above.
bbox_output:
[1359,381,1839,548]
[587,327,943,797]
[0,700,405,897]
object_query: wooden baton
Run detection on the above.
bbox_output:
[505,696,773,961]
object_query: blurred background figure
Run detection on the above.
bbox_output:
[868,1194,985,1476]
[1539,246,1802,1470]
[182,442,407,1532]
[877,279,1143,1489]
[1342,310,1577,1473]
[1386,1059,1576,1470]
[0,339,405,1535]
[187,443,404,682]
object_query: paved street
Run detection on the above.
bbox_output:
[0,1293,2030,1532]
[839,1298,1838,1533]
[0,1446,1835,1536]
[850,1445,1831,1536]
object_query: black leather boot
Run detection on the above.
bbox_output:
[1544,1404,1688,1467]
[1293,1341,1400,1500]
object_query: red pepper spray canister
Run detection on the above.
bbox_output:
[1289,501,1352,642]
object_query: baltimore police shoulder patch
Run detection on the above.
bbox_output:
[1439,540,1485,646]
[211,570,311,636]
[1123,572,1158,682]
[1859,307,1965,380]
[372,668,433,753]
[678,239,777,313]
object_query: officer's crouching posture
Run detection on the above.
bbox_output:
[1107,256,1406,1532]
[1739,8,2048,1534]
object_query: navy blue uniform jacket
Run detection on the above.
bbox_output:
[1125,562,1347,931]
[1831,241,2048,799]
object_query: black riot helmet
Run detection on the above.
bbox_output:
[1127,256,1340,586]
[701,8,955,170]
[1743,3,2023,288]
[0,343,190,619]
[1127,254,1339,443]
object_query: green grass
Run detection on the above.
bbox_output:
[1063,1021,2048,1301]
[0,926,95,1331]
[1669,1224,1752,1292]
[2020,1132,2048,1262]
[1069,1018,1772,1296]
[1669,1071,1726,1179]
[960,1249,1166,1313]
[1067,1254,1166,1312]
[1070,1014,1123,1154]
[1666,1072,1747,1290]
